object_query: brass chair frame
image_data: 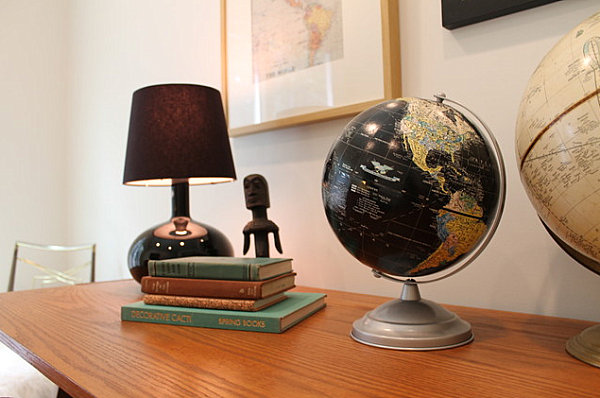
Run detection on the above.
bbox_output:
[8,241,96,292]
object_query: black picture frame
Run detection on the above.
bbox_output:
[441,0,562,30]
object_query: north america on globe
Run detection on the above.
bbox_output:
[322,98,502,277]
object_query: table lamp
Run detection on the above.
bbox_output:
[123,83,236,282]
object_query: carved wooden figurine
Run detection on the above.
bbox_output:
[243,174,282,257]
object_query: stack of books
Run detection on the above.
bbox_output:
[121,256,326,333]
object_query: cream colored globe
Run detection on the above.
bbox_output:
[516,11,600,275]
[515,10,600,369]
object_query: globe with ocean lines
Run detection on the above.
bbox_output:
[515,11,600,275]
[322,96,504,279]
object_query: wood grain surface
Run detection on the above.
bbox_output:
[0,280,598,397]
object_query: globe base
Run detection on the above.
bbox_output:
[566,324,600,368]
[351,281,473,350]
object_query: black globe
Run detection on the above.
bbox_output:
[322,97,503,278]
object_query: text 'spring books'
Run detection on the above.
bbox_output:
[140,273,296,299]
[121,292,326,333]
[147,256,293,281]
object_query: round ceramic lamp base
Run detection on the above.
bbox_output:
[351,282,473,350]
[126,182,234,283]
[566,324,600,368]
[127,218,233,282]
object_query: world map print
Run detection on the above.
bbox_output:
[251,0,343,81]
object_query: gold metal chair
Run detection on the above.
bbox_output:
[8,241,96,292]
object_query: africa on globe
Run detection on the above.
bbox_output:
[322,97,504,278]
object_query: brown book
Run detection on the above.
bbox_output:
[142,293,287,312]
[140,272,296,299]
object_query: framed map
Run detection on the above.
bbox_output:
[222,0,401,136]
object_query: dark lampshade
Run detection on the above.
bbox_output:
[123,83,236,186]
[122,83,236,283]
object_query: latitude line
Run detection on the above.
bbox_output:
[523,138,600,163]
[441,207,484,221]
[520,87,600,171]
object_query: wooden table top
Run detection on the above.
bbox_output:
[0,279,598,397]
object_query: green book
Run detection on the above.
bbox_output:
[147,256,293,281]
[121,292,326,333]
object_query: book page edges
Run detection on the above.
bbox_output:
[281,298,327,331]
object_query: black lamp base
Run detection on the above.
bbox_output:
[127,217,233,282]
[127,182,234,282]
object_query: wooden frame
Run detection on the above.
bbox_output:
[441,0,561,30]
[221,0,401,137]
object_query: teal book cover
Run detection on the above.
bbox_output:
[147,256,293,281]
[121,292,326,333]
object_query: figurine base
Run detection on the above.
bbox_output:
[566,324,600,368]
[351,282,473,350]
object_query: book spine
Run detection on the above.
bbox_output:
[121,306,282,333]
[141,277,262,299]
[143,294,263,311]
[148,261,257,280]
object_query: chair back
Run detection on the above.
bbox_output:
[8,241,96,292]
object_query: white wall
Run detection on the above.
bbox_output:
[2,0,600,322]
[0,0,70,289]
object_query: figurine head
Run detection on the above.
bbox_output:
[244,174,270,209]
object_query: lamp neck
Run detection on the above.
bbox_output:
[171,182,190,218]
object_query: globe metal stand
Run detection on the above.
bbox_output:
[513,12,600,369]
[350,94,502,351]
[323,93,506,351]
[566,325,600,368]
[351,273,473,350]
[542,221,600,368]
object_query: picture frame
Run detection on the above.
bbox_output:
[221,0,401,137]
[441,0,562,30]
